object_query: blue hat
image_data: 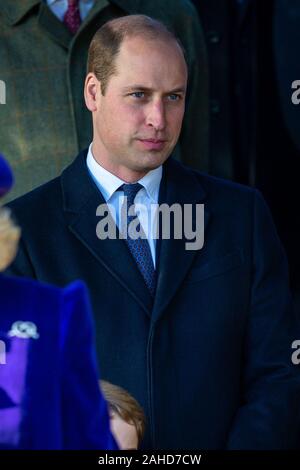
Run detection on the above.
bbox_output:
[0,154,13,197]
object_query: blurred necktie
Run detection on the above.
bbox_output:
[120,183,157,297]
[63,0,81,35]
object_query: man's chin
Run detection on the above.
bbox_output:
[132,151,170,171]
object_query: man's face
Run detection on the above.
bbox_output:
[88,35,187,180]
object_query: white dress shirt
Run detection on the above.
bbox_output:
[46,0,95,22]
[86,144,163,267]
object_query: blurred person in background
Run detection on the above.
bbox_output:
[0,154,117,450]
[0,0,208,201]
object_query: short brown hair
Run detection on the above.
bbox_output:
[87,14,185,95]
[100,380,146,446]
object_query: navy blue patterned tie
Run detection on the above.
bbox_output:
[120,183,156,296]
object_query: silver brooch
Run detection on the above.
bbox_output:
[8,321,40,339]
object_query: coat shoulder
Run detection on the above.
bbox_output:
[196,170,259,214]
[196,171,256,199]
[0,273,83,303]
[6,175,62,219]
[172,157,257,204]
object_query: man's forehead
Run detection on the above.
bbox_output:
[113,36,188,86]
[118,35,186,67]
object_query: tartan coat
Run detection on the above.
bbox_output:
[0,0,209,201]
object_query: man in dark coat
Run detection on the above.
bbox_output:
[5,15,300,449]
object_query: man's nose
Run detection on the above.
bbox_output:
[145,101,166,131]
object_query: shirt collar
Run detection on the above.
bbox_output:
[86,143,162,203]
[138,165,162,203]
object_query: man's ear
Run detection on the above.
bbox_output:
[84,73,101,112]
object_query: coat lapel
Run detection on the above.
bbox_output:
[152,159,210,322]
[0,0,40,25]
[61,152,210,319]
[0,0,72,48]
[38,2,72,50]
[61,150,153,316]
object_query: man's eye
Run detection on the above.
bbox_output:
[131,92,145,98]
[168,94,181,101]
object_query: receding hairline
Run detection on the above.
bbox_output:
[87,14,187,94]
[103,14,183,44]
[88,14,187,67]
[118,34,187,70]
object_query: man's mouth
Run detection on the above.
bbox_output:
[136,138,166,150]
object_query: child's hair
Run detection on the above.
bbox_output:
[100,380,146,446]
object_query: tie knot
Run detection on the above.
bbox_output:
[121,183,143,206]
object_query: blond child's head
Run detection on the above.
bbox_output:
[100,380,145,450]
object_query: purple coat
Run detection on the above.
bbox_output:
[0,274,117,449]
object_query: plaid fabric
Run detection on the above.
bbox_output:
[0,0,209,201]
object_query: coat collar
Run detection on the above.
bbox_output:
[62,149,207,216]
[61,149,154,316]
[0,1,72,49]
[0,0,163,52]
[61,150,210,320]
[152,157,209,321]
[0,1,40,25]
[0,0,144,26]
